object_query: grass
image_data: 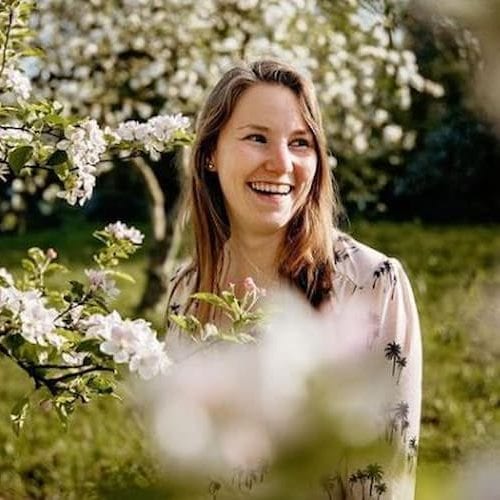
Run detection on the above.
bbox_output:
[0,219,499,498]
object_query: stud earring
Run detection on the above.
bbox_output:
[207,161,215,171]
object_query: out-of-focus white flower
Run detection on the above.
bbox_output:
[353,133,369,153]
[104,221,144,244]
[2,67,32,100]
[0,164,9,182]
[383,124,403,145]
[201,322,219,341]
[0,127,33,144]
[425,80,445,98]
[85,268,119,299]
[138,288,390,475]
[129,340,172,380]
[0,268,14,286]
[373,108,389,126]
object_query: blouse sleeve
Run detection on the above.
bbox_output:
[342,257,422,500]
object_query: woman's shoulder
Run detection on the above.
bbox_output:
[332,229,402,289]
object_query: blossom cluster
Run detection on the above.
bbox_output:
[104,221,144,244]
[82,310,171,380]
[111,113,191,161]
[0,279,63,348]
[56,119,106,205]
[0,67,32,102]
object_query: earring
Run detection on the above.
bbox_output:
[207,161,215,171]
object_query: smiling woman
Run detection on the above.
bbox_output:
[165,60,422,499]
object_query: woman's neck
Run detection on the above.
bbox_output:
[223,230,284,292]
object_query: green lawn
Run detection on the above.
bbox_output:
[0,220,499,498]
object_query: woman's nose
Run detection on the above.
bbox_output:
[265,142,293,173]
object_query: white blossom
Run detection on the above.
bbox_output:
[0,286,63,347]
[56,119,106,206]
[85,268,119,299]
[81,310,170,380]
[104,221,144,244]
[113,113,190,161]
[1,67,32,101]
[383,124,403,145]
[62,351,88,366]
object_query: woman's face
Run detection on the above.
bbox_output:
[211,83,318,238]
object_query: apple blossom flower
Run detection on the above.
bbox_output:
[2,67,32,101]
[57,119,106,206]
[104,221,144,244]
[113,113,190,161]
[85,268,119,299]
[62,351,88,366]
[383,124,403,145]
[81,310,170,380]
[0,286,63,347]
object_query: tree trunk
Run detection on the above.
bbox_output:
[132,151,185,314]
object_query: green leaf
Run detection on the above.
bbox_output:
[21,258,36,274]
[8,145,34,174]
[46,149,68,166]
[169,314,201,333]
[69,280,85,299]
[27,247,45,265]
[191,292,231,310]
[10,396,30,436]
[54,162,69,178]
[106,270,135,284]
[86,375,114,395]
[46,263,69,275]
[75,339,101,356]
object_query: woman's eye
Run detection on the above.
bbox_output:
[291,138,312,148]
[245,134,266,143]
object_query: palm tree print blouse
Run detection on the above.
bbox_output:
[166,231,422,499]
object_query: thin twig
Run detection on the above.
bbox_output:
[46,365,115,385]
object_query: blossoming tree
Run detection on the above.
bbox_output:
[0,0,444,311]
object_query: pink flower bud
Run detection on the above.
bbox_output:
[243,277,257,293]
[46,248,57,260]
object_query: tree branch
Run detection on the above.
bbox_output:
[132,156,166,241]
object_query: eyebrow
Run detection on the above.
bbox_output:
[237,124,312,135]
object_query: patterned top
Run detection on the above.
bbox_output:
[165,231,422,499]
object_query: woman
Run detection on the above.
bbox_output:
[166,59,422,499]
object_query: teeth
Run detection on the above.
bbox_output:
[249,182,292,194]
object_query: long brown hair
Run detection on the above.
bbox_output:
[189,59,341,322]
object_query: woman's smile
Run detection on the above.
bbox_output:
[212,83,317,236]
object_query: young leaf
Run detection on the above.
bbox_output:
[46,149,68,166]
[10,396,30,436]
[106,270,135,284]
[8,145,34,174]
[191,292,231,310]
